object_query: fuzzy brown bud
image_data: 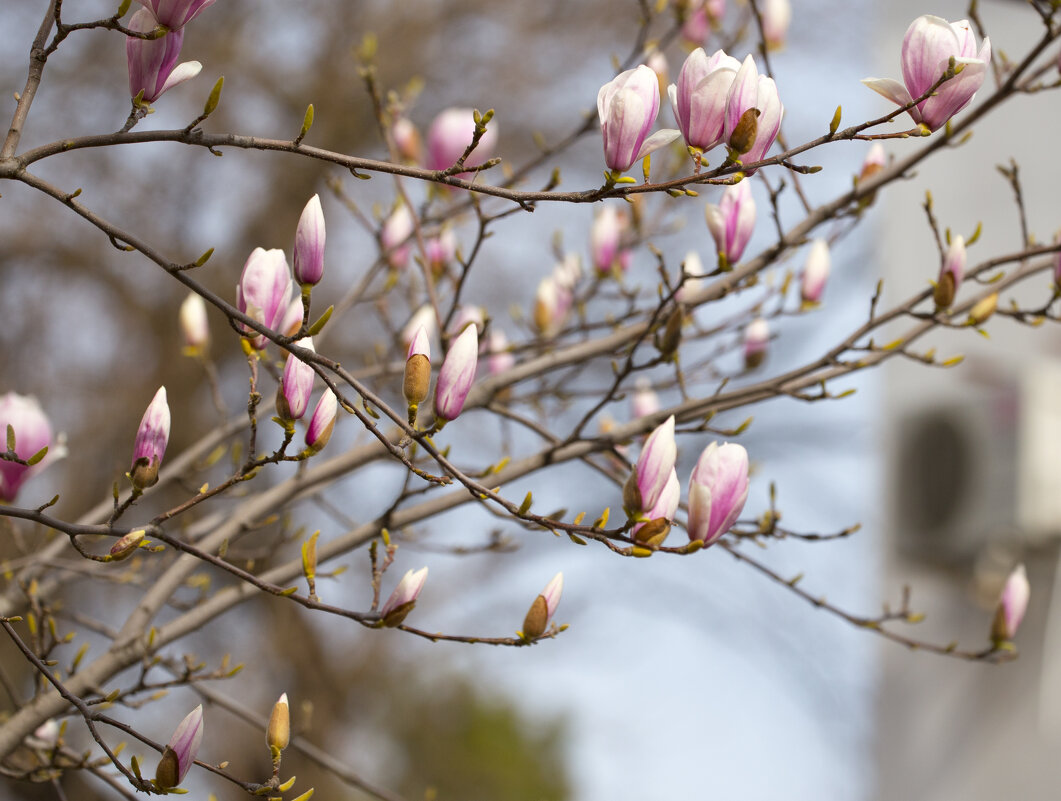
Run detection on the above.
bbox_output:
[967,293,998,326]
[109,529,145,561]
[656,307,683,359]
[633,517,671,547]
[130,457,160,490]
[403,353,431,407]
[522,594,549,640]
[728,108,761,156]
[267,693,290,755]
[155,747,180,789]
[622,471,643,516]
[933,271,956,310]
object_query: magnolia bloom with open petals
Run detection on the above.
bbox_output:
[598,65,680,173]
[381,204,414,270]
[705,180,756,268]
[237,247,293,349]
[668,48,741,153]
[625,415,676,517]
[590,205,632,275]
[125,9,201,103]
[155,705,203,789]
[934,235,966,309]
[293,195,326,286]
[130,387,170,489]
[305,389,338,454]
[434,325,478,422]
[135,0,215,28]
[522,572,564,639]
[800,239,831,305]
[426,108,498,172]
[743,318,770,369]
[862,15,991,132]
[723,55,784,164]
[0,393,52,503]
[688,442,749,545]
[278,339,316,422]
[380,567,428,626]
[991,563,1030,643]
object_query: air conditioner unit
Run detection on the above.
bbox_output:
[888,362,1061,563]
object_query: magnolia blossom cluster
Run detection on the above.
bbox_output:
[623,416,749,547]
[863,15,991,132]
[668,48,784,164]
[125,0,216,103]
[234,197,337,451]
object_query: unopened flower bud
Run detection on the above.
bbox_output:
[0,393,53,503]
[155,705,203,789]
[404,326,432,409]
[761,0,792,50]
[743,318,770,369]
[381,204,414,270]
[109,529,146,561]
[858,143,887,185]
[967,292,998,326]
[627,416,676,519]
[486,329,515,375]
[705,180,756,268]
[522,572,563,640]
[267,693,290,756]
[688,442,749,544]
[179,293,210,354]
[391,116,422,163]
[401,305,437,352]
[293,195,326,287]
[277,339,316,422]
[631,377,660,420]
[656,306,683,358]
[800,239,831,306]
[305,389,338,454]
[130,387,170,490]
[434,326,478,423]
[380,567,428,627]
[934,235,965,310]
[237,247,293,349]
[990,563,1029,644]
[125,9,201,104]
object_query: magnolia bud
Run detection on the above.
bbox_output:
[656,307,683,359]
[403,325,432,409]
[728,107,760,155]
[633,517,671,547]
[521,573,563,640]
[967,292,998,326]
[130,387,170,490]
[155,706,203,789]
[380,567,428,627]
[109,529,145,561]
[267,693,290,756]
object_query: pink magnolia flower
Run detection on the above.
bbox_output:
[134,0,215,29]
[761,0,792,50]
[293,195,326,286]
[0,393,52,502]
[380,567,428,626]
[631,377,660,420]
[305,389,338,454]
[800,239,831,304]
[381,204,414,270]
[743,318,770,369]
[631,415,677,515]
[426,108,498,172]
[668,48,742,153]
[992,563,1030,642]
[632,467,679,538]
[590,204,632,276]
[130,387,170,489]
[858,142,887,184]
[278,339,316,421]
[934,234,965,308]
[687,441,749,545]
[155,705,203,789]
[425,228,458,275]
[237,247,293,349]
[724,55,784,164]
[179,293,209,352]
[401,305,437,352]
[486,329,516,375]
[533,275,573,338]
[125,8,201,103]
[434,325,478,422]
[391,116,422,164]
[598,65,680,173]
[862,15,991,132]
[705,180,756,267]
[447,305,485,337]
